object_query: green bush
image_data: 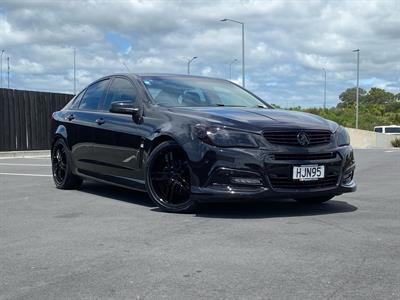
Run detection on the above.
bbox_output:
[280,86,400,132]
[391,138,400,148]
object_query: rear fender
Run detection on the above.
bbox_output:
[53,125,69,149]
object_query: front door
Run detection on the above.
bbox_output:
[91,76,144,189]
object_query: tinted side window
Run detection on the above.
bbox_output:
[385,127,400,133]
[103,77,138,111]
[374,128,383,133]
[62,90,84,110]
[70,90,85,109]
[79,79,109,111]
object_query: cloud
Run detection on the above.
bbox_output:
[0,0,399,106]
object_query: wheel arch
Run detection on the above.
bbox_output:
[143,133,195,174]
[52,125,69,150]
[148,134,178,154]
[146,130,205,164]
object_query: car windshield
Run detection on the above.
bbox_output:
[141,76,270,108]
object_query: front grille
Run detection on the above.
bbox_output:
[263,130,332,146]
[272,152,336,161]
[269,175,339,189]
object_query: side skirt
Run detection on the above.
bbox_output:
[76,169,147,192]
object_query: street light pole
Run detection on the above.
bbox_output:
[241,22,245,87]
[7,57,10,89]
[187,56,198,75]
[0,50,4,89]
[353,49,360,129]
[220,19,245,87]
[229,59,237,81]
[323,68,327,109]
[73,48,76,95]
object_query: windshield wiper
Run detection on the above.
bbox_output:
[213,103,268,108]
[214,103,246,107]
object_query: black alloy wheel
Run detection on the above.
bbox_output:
[146,141,196,213]
[51,139,82,189]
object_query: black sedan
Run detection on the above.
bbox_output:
[51,74,356,212]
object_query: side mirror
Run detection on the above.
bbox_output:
[110,101,139,115]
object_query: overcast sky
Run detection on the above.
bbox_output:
[0,0,399,107]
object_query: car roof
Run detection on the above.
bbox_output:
[99,73,228,82]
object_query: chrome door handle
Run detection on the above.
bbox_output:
[95,118,105,125]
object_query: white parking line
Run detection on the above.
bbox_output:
[0,173,52,177]
[0,163,51,167]
[0,155,50,160]
[354,148,396,150]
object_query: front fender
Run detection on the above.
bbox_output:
[146,125,206,163]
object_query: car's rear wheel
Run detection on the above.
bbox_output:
[295,195,334,204]
[51,138,82,189]
[146,141,196,213]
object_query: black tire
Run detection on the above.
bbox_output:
[146,140,197,213]
[295,196,334,204]
[51,138,82,189]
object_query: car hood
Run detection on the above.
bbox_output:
[168,107,338,133]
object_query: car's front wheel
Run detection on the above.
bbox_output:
[146,140,197,213]
[295,195,334,204]
[51,138,82,189]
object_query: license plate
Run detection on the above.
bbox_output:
[293,165,325,181]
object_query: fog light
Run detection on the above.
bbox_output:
[342,171,354,185]
[231,177,262,186]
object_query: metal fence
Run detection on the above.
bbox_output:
[0,88,73,151]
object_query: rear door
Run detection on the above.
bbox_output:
[68,78,110,175]
[91,76,145,188]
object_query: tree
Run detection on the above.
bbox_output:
[364,88,395,105]
[294,86,400,131]
[337,87,367,108]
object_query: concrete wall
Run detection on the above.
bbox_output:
[346,127,399,148]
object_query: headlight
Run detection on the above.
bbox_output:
[193,125,258,148]
[336,126,350,146]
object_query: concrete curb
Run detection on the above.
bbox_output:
[0,150,50,159]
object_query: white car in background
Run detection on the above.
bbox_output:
[374,125,400,135]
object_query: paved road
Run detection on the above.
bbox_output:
[0,149,399,299]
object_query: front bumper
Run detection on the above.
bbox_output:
[191,181,356,202]
[186,143,356,203]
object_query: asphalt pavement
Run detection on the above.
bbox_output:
[0,149,399,299]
